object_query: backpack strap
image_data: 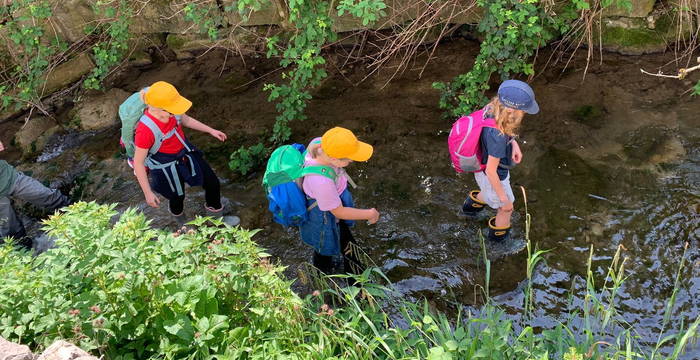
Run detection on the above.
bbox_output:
[300,165,336,180]
[139,114,192,155]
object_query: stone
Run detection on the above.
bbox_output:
[603,0,656,18]
[129,1,191,34]
[0,336,33,360]
[596,11,685,55]
[621,125,685,165]
[52,0,99,42]
[43,53,95,95]
[15,116,59,156]
[74,88,130,131]
[36,340,98,360]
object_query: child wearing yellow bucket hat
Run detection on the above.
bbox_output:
[300,127,379,276]
[130,81,239,226]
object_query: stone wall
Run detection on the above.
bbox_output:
[0,0,695,123]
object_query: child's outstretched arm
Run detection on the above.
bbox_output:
[0,141,4,152]
[331,206,380,224]
[181,114,227,142]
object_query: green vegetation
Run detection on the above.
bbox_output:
[82,0,132,90]
[1,202,698,359]
[0,0,58,110]
[180,0,387,175]
[0,0,133,109]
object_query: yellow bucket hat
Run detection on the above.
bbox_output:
[321,127,373,162]
[143,81,192,115]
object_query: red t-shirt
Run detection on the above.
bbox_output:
[134,110,187,154]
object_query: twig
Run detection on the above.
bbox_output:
[640,57,700,79]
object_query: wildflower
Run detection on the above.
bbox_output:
[68,309,80,316]
[327,309,334,316]
[312,290,321,297]
[208,264,217,270]
[89,305,101,314]
[320,304,329,312]
[194,332,201,338]
[93,318,104,327]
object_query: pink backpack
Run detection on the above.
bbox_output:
[448,108,496,173]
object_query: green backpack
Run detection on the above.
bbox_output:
[263,143,336,227]
[118,89,148,158]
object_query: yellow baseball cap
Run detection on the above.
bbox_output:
[143,81,192,115]
[321,127,373,162]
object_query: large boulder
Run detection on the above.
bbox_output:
[73,88,130,131]
[222,0,283,26]
[36,340,97,360]
[0,337,33,360]
[15,116,60,156]
[603,0,656,18]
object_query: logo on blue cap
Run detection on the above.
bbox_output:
[497,80,539,114]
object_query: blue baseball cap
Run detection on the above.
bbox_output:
[497,80,539,114]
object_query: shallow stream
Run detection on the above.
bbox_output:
[2,39,698,355]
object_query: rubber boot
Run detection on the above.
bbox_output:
[170,210,187,227]
[460,190,486,218]
[487,216,511,242]
[205,205,241,227]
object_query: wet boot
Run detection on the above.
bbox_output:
[205,205,241,227]
[487,216,511,242]
[460,190,486,218]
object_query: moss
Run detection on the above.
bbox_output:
[165,34,187,50]
[599,18,663,51]
[573,105,605,129]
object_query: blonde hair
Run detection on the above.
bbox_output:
[487,96,524,137]
[307,142,323,159]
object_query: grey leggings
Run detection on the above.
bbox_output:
[0,172,70,242]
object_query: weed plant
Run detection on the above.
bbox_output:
[0,201,698,359]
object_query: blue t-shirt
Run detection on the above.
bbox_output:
[479,127,513,180]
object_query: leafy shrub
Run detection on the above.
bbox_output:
[228,142,268,175]
[0,202,301,358]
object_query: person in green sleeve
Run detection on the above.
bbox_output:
[0,140,71,249]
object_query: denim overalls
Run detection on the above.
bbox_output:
[299,189,355,256]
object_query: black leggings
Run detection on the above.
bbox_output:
[168,157,221,215]
[312,222,366,278]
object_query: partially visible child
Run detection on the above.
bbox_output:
[0,140,71,248]
[131,81,239,226]
[461,80,538,241]
[300,127,380,275]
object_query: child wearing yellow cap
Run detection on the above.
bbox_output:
[299,127,379,276]
[131,81,239,226]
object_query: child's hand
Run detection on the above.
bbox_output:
[512,142,522,163]
[144,191,161,208]
[209,129,227,142]
[0,141,4,152]
[367,208,380,225]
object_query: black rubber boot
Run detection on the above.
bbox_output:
[488,216,511,242]
[460,190,487,218]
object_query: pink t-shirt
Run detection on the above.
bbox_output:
[302,138,348,211]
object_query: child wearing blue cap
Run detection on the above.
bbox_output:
[461,79,539,242]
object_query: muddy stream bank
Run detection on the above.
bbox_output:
[1,39,698,352]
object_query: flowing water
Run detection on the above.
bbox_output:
[2,39,698,355]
